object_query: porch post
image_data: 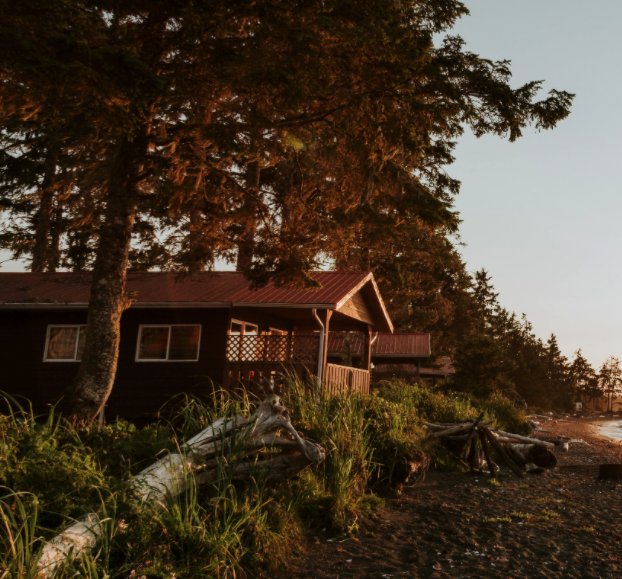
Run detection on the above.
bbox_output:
[222,311,233,391]
[287,322,294,362]
[363,324,373,371]
[314,309,332,384]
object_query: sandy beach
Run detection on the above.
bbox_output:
[271,417,622,579]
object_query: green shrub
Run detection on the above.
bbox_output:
[479,393,531,435]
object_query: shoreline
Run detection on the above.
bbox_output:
[591,419,622,442]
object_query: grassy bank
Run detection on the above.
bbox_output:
[0,380,528,578]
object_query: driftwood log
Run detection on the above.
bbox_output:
[37,396,324,577]
[428,415,560,478]
[503,443,558,468]
[493,429,554,447]
[480,426,524,478]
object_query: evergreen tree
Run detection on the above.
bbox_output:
[569,349,599,404]
[599,357,622,413]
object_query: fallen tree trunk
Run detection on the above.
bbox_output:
[425,420,494,432]
[37,395,324,577]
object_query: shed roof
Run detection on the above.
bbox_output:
[328,332,431,358]
[0,271,393,331]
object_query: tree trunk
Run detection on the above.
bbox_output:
[31,147,59,272]
[236,158,261,271]
[62,138,146,421]
[46,205,63,272]
[277,158,293,223]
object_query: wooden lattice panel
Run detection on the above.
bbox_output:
[226,334,319,363]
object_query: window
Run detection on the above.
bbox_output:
[136,325,201,361]
[44,325,87,361]
[229,321,258,335]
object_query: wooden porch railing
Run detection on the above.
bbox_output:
[324,363,370,395]
[223,335,370,397]
[226,334,319,363]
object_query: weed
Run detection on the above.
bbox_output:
[518,484,529,489]
[509,512,529,519]
[488,479,501,487]
[580,526,595,534]
[561,499,580,506]
[485,516,511,524]
[539,509,560,522]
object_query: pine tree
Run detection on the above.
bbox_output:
[599,357,622,413]
[569,349,599,404]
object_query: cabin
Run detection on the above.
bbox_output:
[0,271,392,419]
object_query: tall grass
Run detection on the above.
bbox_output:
[0,492,43,579]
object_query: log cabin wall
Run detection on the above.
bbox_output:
[0,307,230,419]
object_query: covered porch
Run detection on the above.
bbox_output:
[221,272,393,398]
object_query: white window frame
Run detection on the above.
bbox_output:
[43,324,86,362]
[230,319,259,335]
[135,324,202,362]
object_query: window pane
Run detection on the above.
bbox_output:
[230,322,243,335]
[138,327,169,360]
[169,326,200,360]
[76,326,87,360]
[47,327,78,360]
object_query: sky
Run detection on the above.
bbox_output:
[1,1,620,369]
[443,0,622,369]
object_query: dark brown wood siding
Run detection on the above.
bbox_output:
[0,308,230,419]
[338,292,374,325]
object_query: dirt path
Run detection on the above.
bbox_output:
[274,418,622,579]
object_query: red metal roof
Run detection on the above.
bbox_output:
[328,332,431,358]
[0,271,372,307]
[374,333,431,357]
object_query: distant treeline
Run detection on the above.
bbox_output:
[383,261,616,411]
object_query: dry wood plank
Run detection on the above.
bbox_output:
[432,423,481,438]
[478,430,496,478]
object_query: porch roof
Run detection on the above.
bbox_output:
[0,270,393,331]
